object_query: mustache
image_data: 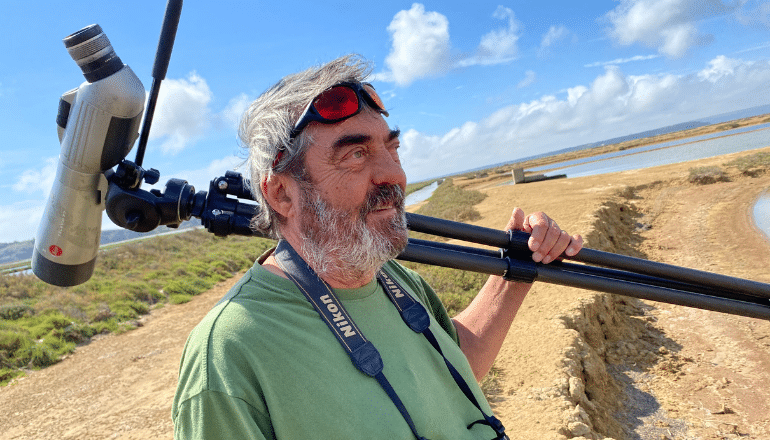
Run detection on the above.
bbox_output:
[360,184,405,217]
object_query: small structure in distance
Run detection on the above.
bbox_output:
[512,168,567,184]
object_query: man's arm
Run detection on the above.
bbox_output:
[451,208,583,381]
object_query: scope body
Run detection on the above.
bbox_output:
[32,25,145,287]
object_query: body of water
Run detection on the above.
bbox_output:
[521,126,770,239]
[405,181,439,206]
[754,192,770,241]
[528,123,770,174]
[538,126,770,178]
[409,126,770,238]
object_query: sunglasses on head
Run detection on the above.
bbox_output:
[289,82,388,140]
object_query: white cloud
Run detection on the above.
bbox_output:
[605,0,737,58]
[146,155,245,197]
[539,25,570,57]
[736,1,770,28]
[381,4,523,85]
[517,70,537,88]
[221,93,252,130]
[736,41,770,53]
[146,73,249,154]
[149,72,213,154]
[584,54,661,68]
[12,156,57,197]
[0,201,45,243]
[459,6,521,67]
[698,55,745,82]
[384,4,452,86]
[399,56,770,182]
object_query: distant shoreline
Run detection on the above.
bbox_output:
[454,112,770,182]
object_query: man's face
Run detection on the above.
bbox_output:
[293,109,409,280]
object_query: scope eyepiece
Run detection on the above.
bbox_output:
[63,24,124,83]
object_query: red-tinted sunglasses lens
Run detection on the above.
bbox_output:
[313,86,360,120]
[362,83,386,113]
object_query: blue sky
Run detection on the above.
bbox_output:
[1,0,769,243]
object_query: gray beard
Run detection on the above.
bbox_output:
[298,184,408,285]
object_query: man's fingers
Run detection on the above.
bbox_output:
[505,207,526,232]
[507,210,584,263]
[525,212,555,252]
[565,234,584,257]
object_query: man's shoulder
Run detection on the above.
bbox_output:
[178,265,308,391]
[192,265,305,341]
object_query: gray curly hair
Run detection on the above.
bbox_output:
[238,54,373,238]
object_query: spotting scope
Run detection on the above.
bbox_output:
[32,24,145,286]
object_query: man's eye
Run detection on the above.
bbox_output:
[352,150,364,159]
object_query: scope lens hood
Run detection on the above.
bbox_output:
[64,24,123,83]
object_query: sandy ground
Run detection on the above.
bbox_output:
[1,146,769,439]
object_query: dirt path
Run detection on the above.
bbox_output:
[0,275,242,440]
[1,147,769,439]
[627,173,770,439]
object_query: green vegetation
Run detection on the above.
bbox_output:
[400,261,488,316]
[405,179,439,196]
[412,178,487,223]
[0,230,273,384]
[405,178,490,315]
[687,166,730,185]
[725,151,770,176]
[687,152,770,185]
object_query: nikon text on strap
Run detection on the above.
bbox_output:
[274,240,508,440]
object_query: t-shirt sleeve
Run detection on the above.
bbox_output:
[173,279,276,440]
[174,390,273,440]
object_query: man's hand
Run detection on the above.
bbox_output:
[454,207,584,380]
[505,207,583,264]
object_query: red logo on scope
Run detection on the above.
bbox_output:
[49,245,63,257]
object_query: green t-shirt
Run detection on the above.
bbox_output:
[172,257,497,439]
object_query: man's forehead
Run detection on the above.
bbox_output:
[307,112,397,154]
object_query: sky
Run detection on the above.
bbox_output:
[1,0,770,244]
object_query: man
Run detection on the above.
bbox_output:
[172,55,583,439]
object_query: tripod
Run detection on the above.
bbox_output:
[401,212,770,320]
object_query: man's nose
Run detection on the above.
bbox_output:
[371,145,407,188]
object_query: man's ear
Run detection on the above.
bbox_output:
[262,174,299,220]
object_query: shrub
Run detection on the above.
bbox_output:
[725,151,770,176]
[118,281,164,304]
[92,319,119,334]
[0,367,23,386]
[402,262,487,316]
[0,303,33,320]
[52,322,97,343]
[27,312,72,340]
[170,294,194,304]
[23,343,58,368]
[89,303,115,322]
[687,166,729,185]
[111,300,150,321]
[164,279,197,297]
[0,330,26,362]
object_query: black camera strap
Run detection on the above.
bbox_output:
[274,240,508,440]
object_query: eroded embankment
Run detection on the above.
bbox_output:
[545,188,684,440]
